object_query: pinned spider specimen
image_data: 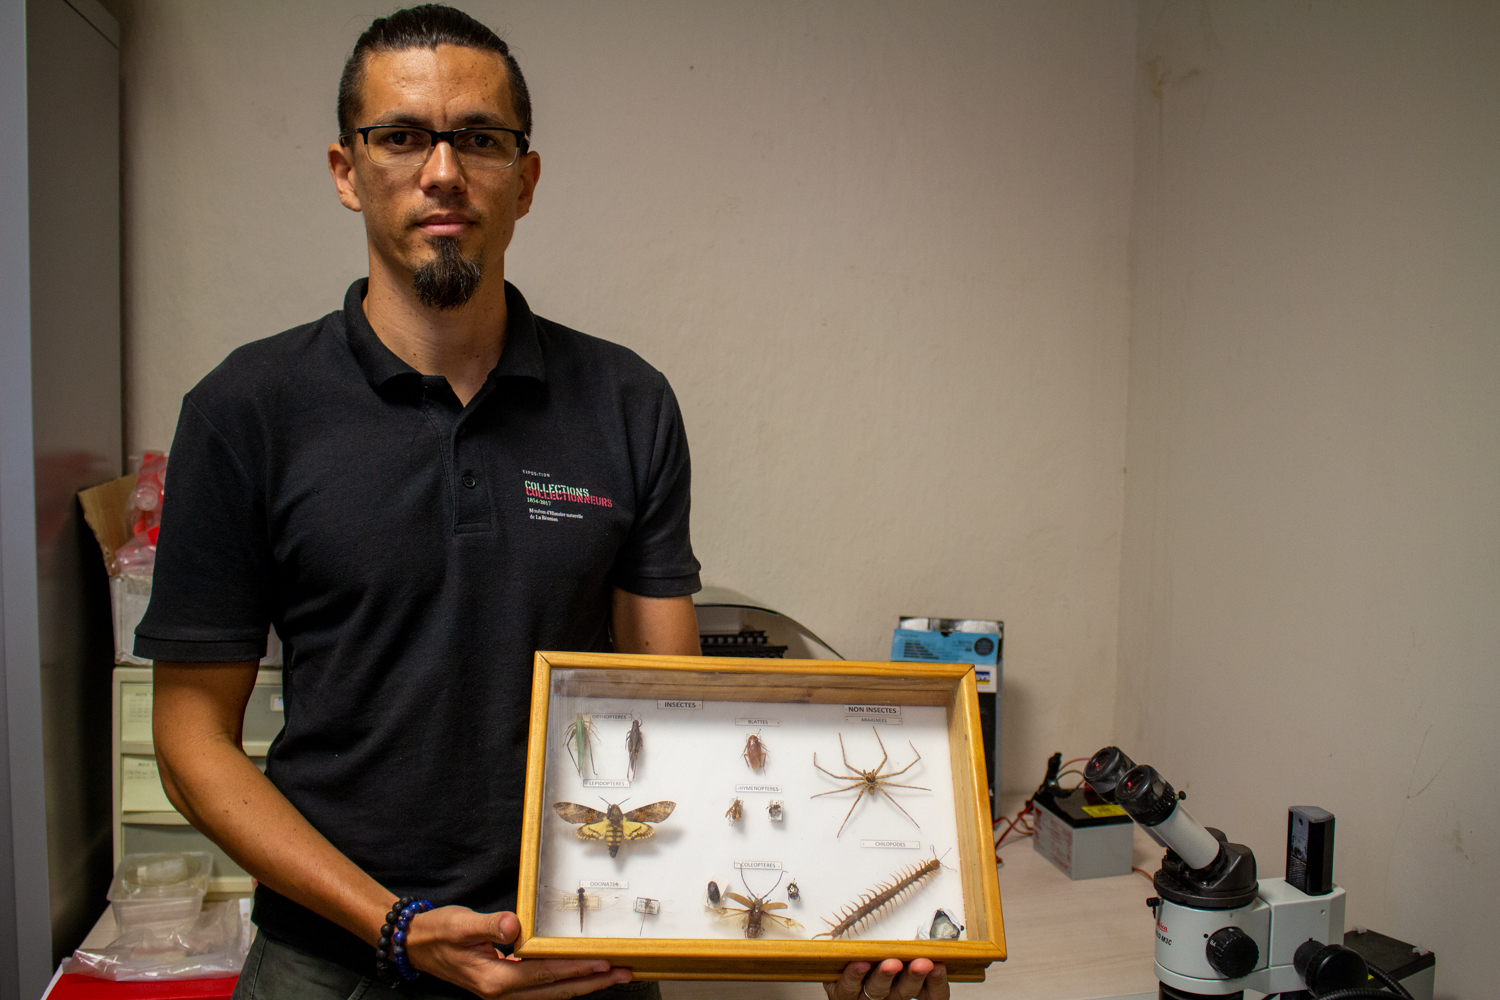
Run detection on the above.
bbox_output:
[625,718,644,781]
[811,727,929,836]
[563,713,599,777]
[718,870,803,939]
[743,733,769,771]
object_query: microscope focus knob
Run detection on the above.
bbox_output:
[1205,926,1259,979]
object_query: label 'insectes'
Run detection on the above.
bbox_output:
[656,700,703,710]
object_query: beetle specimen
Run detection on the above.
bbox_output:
[563,713,599,777]
[725,797,744,823]
[542,886,616,934]
[742,732,769,771]
[719,871,803,939]
[813,856,942,940]
[767,800,784,822]
[786,878,800,901]
[706,880,723,909]
[928,908,963,940]
[553,798,676,858]
[811,727,929,836]
[625,718,644,782]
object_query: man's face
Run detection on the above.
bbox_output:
[328,44,539,306]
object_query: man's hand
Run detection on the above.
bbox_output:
[407,907,630,1000]
[826,959,948,1000]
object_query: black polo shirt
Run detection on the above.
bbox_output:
[135,279,700,978]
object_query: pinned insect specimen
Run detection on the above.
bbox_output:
[813,856,942,940]
[742,733,769,772]
[719,871,803,939]
[634,897,661,935]
[706,880,723,909]
[625,718,644,781]
[563,714,599,777]
[542,886,617,934]
[812,728,929,836]
[786,878,800,901]
[725,797,744,823]
[553,799,676,858]
[928,908,963,940]
[767,800,784,822]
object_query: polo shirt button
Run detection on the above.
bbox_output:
[461,471,477,489]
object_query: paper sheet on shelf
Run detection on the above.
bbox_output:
[121,755,176,814]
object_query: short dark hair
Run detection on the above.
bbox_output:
[337,4,532,138]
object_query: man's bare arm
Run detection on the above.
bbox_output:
[153,661,626,999]
[611,590,700,654]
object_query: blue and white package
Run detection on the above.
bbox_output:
[890,618,1002,693]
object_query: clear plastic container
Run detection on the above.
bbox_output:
[107,852,211,929]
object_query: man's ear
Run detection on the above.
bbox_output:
[328,140,363,213]
[513,149,541,221]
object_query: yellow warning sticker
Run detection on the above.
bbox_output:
[1081,803,1128,818]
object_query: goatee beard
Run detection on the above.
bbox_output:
[413,237,483,310]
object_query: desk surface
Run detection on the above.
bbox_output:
[663,808,1160,1000]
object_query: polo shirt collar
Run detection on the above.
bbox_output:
[342,278,547,392]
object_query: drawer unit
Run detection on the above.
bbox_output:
[112,666,283,896]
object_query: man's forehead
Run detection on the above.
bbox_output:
[359,44,515,126]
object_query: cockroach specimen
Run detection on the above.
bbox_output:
[725,797,744,823]
[563,713,599,777]
[786,878,800,901]
[553,798,676,858]
[742,732,769,771]
[625,718,644,781]
[813,856,942,940]
[719,870,803,939]
[811,727,929,836]
[542,885,615,934]
[767,800,784,822]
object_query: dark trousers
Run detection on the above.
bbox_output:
[232,932,663,1000]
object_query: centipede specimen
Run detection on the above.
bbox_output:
[813,856,942,939]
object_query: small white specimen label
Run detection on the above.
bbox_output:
[735,784,782,794]
[656,700,702,710]
[735,718,780,726]
[582,880,628,889]
[861,839,922,850]
[844,704,902,724]
[582,778,630,788]
[592,713,633,721]
[634,898,661,915]
[733,860,783,871]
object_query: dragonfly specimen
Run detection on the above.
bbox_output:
[718,870,803,939]
[553,798,676,858]
[563,714,600,777]
[811,727,929,836]
[541,885,617,934]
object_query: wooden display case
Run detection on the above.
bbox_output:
[516,652,1006,981]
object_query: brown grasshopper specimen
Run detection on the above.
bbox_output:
[811,727,929,837]
[625,718,644,781]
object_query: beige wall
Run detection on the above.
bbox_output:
[120,0,1137,792]
[1120,4,1499,997]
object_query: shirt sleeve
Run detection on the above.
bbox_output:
[133,393,277,662]
[609,378,702,598]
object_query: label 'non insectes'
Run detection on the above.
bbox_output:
[656,700,702,710]
[860,839,922,850]
[844,704,903,724]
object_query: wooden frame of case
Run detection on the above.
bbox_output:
[516,652,1006,981]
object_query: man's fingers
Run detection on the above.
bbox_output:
[889,958,932,1000]
[495,966,629,1000]
[921,963,949,1000]
[826,962,871,1000]
[861,958,903,999]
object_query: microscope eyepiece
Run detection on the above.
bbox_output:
[1114,764,1222,871]
[1083,746,1135,803]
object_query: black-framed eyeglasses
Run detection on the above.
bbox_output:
[338,125,529,169]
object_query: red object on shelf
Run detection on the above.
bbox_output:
[46,974,238,999]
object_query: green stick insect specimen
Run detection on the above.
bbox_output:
[563,713,599,777]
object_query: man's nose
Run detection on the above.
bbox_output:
[419,140,466,191]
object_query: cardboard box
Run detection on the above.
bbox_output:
[79,475,281,666]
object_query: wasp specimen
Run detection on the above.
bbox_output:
[928,908,963,940]
[541,885,616,934]
[742,733,769,771]
[811,727,929,836]
[719,871,803,939]
[625,718,645,782]
[767,800,784,822]
[814,856,942,940]
[553,798,676,858]
[725,797,744,823]
[786,878,800,901]
[563,714,600,777]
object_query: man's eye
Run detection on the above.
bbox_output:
[382,131,416,146]
[461,132,497,149]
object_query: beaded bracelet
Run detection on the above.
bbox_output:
[375,896,433,987]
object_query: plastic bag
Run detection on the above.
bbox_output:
[68,897,251,981]
[113,452,167,577]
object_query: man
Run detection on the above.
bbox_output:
[139,8,947,1000]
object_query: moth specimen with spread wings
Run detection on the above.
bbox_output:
[553,798,676,858]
